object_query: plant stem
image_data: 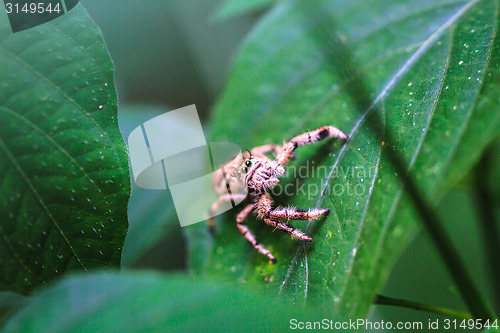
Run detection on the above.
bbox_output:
[375,294,473,320]
[473,145,500,312]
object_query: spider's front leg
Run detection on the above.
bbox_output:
[262,217,312,242]
[236,204,277,263]
[267,206,330,220]
[257,193,329,221]
[277,125,348,166]
[257,193,319,241]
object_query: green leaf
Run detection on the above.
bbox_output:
[212,0,279,22]
[186,0,500,317]
[0,271,326,332]
[0,5,130,294]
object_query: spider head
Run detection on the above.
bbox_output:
[237,155,285,191]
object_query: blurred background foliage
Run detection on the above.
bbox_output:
[0,0,498,331]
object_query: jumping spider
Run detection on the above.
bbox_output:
[208,126,348,263]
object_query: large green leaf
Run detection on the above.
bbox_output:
[186,0,500,317]
[0,271,325,332]
[0,5,130,294]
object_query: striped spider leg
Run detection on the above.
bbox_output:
[209,125,348,263]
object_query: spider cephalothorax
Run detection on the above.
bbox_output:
[235,155,284,192]
[209,125,348,263]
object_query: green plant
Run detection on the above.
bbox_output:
[0,0,499,331]
[0,5,129,295]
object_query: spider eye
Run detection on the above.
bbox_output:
[245,160,252,167]
[241,166,248,173]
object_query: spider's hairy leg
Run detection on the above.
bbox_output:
[257,192,329,221]
[268,206,330,220]
[256,192,274,219]
[262,217,312,242]
[236,204,277,263]
[207,193,247,232]
[277,125,348,166]
[256,193,317,241]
